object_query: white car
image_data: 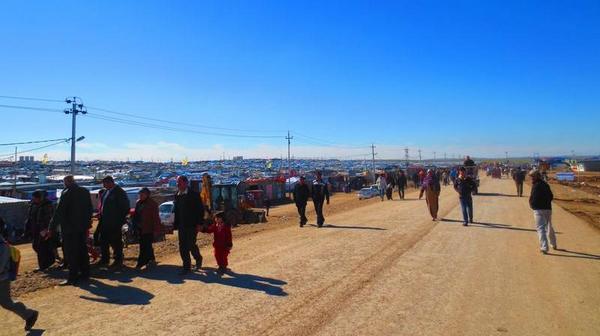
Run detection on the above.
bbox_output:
[358,187,378,200]
[159,201,175,233]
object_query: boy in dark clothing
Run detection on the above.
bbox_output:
[202,212,232,275]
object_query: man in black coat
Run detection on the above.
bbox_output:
[49,176,93,285]
[311,171,330,228]
[293,176,310,227]
[513,168,526,197]
[97,176,130,269]
[173,175,205,275]
[396,170,408,199]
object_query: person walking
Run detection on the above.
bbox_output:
[1,221,39,331]
[97,176,130,270]
[311,171,330,227]
[529,170,557,254]
[173,175,205,275]
[412,171,420,189]
[133,188,161,270]
[201,212,233,275]
[397,170,407,199]
[293,176,310,227]
[454,167,476,226]
[26,190,55,271]
[419,170,441,221]
[376,173,387,201]
[48,175,93,286]
[263,197,271,217]
[513,167,526,197]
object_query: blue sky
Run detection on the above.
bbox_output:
[0,0,599,161]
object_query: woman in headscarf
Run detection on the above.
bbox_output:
[419,170,441,221]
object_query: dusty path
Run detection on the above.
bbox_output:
[2,176,599,335]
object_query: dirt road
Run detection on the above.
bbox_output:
[2,176,599,335]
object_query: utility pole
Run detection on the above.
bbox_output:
[286,131,293,197]
[418,149,422,163]
[433,151,436,161]
[444,152,447,160]
[371,144,377,178]
[64,97,86,175]
[13,146,17,194]
[404,147,409,167]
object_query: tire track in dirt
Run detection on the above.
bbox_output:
[259,192,458,336]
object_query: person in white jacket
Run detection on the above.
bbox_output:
[0,220,38,331]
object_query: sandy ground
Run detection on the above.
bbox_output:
[1,176,599,336]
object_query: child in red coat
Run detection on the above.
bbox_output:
[203,212,232,274]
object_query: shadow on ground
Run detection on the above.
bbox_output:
[547,248,600,261]
[475,192,521,197]
[441,218,539,233]
[91,264,287,296]
[78,278,154,305]
[306,224,386,230]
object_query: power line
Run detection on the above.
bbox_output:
[0,139,70,160]
[0,104,64,113]
[0,137,71,147]
[87,105,284,133]
[0,95,64,103]
[293,132,367,149]
[84,114,284,139]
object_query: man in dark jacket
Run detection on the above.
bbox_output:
[529,170,557,254]
[26,190,55,271]
[512,168,526,197]
[97,176,130,269]
[293,176,310,227]
[311,171,330,228]
[454,167,476,226]
[49,176,93,285]
[396,170,408,199]
[173,175,205,274]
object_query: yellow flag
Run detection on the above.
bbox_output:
[182,157,189,166]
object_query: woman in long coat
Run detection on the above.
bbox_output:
[26,190,55,271]
[419,170,441,221]
[133,188,162,269]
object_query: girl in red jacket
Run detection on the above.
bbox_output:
[203,212,232,275]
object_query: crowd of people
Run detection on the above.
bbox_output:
[1,159,559,332]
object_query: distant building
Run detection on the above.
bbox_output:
[578,159,600,172]
[233,156,243,161]
[18,156,34,162]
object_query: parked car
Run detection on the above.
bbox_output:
[159,201,175,233]
[358,187,378,200]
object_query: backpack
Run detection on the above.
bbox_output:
[7,244,21,281]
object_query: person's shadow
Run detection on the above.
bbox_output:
[306,224,386,231]
[93,264,287,296]
[547,248,600,261]
[191,267,288,296]
[78,278,154,305]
